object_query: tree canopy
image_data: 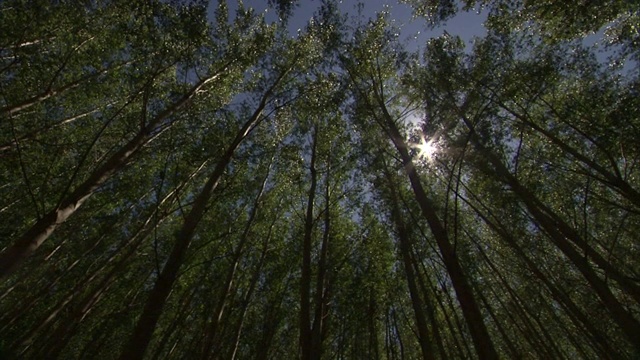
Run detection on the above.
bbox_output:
[1,0,638,359]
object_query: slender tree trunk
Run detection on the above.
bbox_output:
[487,91,640,209]
[454,107,640,348]
[0,233,102,334]
[118,76,278,360]
[300,125,318,360]
[118,150,227,360]
[201,164,271,360]
[470,233,563,358]
[476,289,520,358]
[254,293,284,360]
[4,158,201,353]
[431,279,467,359]
[376,104,498,359]
[412,251,448,360]
[438,276,474,359]
[382,167,435,360]
[503,289,550,356]
[461,189,622,358]
[0,65,230,279]
[391,307,405,359]
[43,223,164,357]
[460,96,640,303]
[228,229,271,360]
[8,178,184,347]
[367,289,380,359]
[488,147,640,347]
[0,59,127,117]
[399,227,436,360]
[151,285,199,360]
[309,151,333,360]
[0,105,104,153]
[415,248,468,358]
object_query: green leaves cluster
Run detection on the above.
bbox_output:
[1,0,639,359]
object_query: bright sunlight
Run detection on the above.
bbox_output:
[414,137,438,161]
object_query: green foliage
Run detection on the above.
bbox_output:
[1,0,638,359]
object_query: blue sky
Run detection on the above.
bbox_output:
[215,1,633,71]
[206,0,491,138]
[219,0,488,52]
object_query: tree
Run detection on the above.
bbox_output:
[2,0,638,358]
[0,0,232,278]
[342,14,499,359]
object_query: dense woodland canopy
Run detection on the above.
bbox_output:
[1,0,639,358]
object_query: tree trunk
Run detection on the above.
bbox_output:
[228,229,271,360]
[454,107,640,348]
[413,251,448,360]
[309,150,333,360]
[201,163,271,360]
[491,92,640,209]
[377,104,499,359]
[300,125,318,360]
[477,288,520,358]
[461,96,640,303]
[0,59,128,117]
[382,166,435,360]
[151,285,199,360]
[0,65,230,279]
[118,77,277,360]
[461,189,622,358]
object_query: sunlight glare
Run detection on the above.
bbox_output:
[415,137,438,161]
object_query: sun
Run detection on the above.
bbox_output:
[415,137,438,161]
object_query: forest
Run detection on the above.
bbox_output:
[1,0,639,358]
